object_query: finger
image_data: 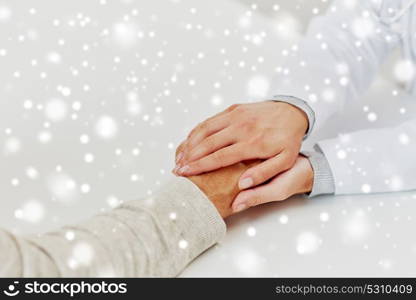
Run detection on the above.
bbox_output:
[237,151,294,190]
[183,127,236,163]
[175,104,241,163]
[193,103,239,131]
[176,104,240,163]
[232,176,288,213]
[172,141,187,174]
[175,141,186,161]
[203,103,240,123]
[177,143,249,176]
[185,114,230,152]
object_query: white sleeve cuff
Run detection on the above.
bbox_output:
[302,146,335,197]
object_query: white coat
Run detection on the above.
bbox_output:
[273,0,416,194]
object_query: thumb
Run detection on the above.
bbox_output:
[232,182,281,213]
[238,153,292,190]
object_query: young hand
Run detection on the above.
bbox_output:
[231,155,314,213]
[174,101,308,192]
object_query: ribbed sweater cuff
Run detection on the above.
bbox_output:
[302,147,335,197]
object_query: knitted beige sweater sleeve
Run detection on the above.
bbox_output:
[0,177,226,277]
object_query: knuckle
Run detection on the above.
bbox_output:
[227,104,240,112]
[249,164,264,176]
[248,136,262,151]
[277,186,291,200]
[284,151,298,166]
[257,139,270,153]
[188,124,200,137]
[188,145,203,159]
[274,136,288,148]
[237,147,247,158]
[176,142,185,155]
[236,145,249,159]
[274,193,284,202]
[251,137,274,156]
[203,137,215,151]
[212,151,226,167]
[199,122,209,131]
[257,170,271,182]
[234,104,248,114]
[280,158,293,170]
[240,121,256,133]
[285,140,301,153]
[284,148,297,159]
[249,194,264,207]
[280,190,291,201]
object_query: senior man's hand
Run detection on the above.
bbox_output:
[174,101,308,191]
[174,141,263,218]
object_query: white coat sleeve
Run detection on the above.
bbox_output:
[316,118,416,195]
[271,0,403,131]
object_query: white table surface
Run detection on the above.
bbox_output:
[181,190,416,277]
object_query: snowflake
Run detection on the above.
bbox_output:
[69,242,94,267]
[279,214,289,224]
[319,212,330,222]
[4,137,22,154]
[0,5,12,22]
[44,98,68,122]
[80,184,91,194]
[393,60,415,82]
[15,199,45,223]
[95,115,118,139]
[233,249,263,275]
[84,153,95,163]
[47,173,78,202]
[344,210,370,241]
[246,226,256,237]
[296,232,321,255]
[106,195,121,208]
[398,133,410,145]
[112,22,140,48]
[247,75,270,98]
[178,239,188,249]
[46,51,62,64]
[25,166,39,179]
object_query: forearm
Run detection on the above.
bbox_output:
[0,177,225,277]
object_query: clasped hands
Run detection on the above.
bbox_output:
[173,101,314,216]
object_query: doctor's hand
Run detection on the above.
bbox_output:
[174,101,308,190]
[231,154,313,213]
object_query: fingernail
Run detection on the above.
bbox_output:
[173,165,179,174]
[239,177,253,189]
[233,203,247,213]
[176,152,183,163]
[178,165,190,175]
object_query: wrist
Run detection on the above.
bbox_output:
[305,159,314,193]
[270,96,315,138]
[272,101,309,136]
[185,160,263,219]
[187,175,231,219]
[186,162,249,219]
[285,102,309,136]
